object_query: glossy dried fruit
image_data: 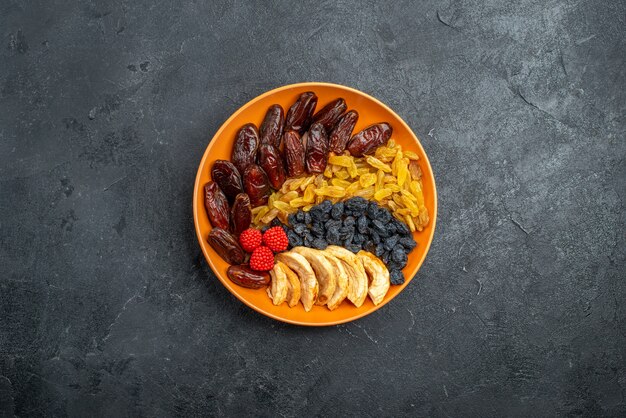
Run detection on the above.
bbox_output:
[257,144,286,190]
[230,193,252,236]
[285,91,318,134]
[347,122,393,157]
[305,122,329,174]
[204,181,230,230]
[259,104,285,148]
[243,164,271,207]
[328,110,358,154]
[211,160,243,202]
[207,228,245,264]
[311,98,347,132]
[231,123,259,174]
[282,130,305,177]
[227,265,270,288]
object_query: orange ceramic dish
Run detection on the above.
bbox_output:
[193,82,437,326]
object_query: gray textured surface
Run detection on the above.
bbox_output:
[1,0,625,416]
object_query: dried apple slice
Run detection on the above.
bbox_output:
[291,247,336,306]
[275,252,318,311]
[356,251,390,306]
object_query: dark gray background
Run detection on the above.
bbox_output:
[1,0,624,416]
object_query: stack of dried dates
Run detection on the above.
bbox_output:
[204,91,393,289]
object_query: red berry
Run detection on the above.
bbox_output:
[249,246,274,271]
[262,226,289,252]
[239,228,262,253]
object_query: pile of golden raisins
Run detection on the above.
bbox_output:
[252,139,429,232]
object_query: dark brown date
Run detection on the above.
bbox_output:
[311,98,347,132]
[230,193,252,237]
[207,228,245,264]
[257,144,286,190]
[347,122,393,157]
[243,164,271,207]
[227,265,270,289]
[259,104,285,149]
[231,123,259,174]
[305,122,329,174]
[329,110,359,154]
[285,91,318,134]
[282,130,306,177]
[204,181,230,230]
[211,160,243,202]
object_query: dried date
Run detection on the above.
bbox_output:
[231,123,259,174]
[282,130,305,177]
[257,144,286,190]
[305,122,329,174]
[227,265,270,289]
[347,122,393,157]
[204,181,230,230]
[329,110,358,154]
[211,160,243,202]
[311,98,347,132]
[243,164,271,207]
[259,104,285,149]
[285,91,318,134]
[207,228,245,264]
[230,193,252,236]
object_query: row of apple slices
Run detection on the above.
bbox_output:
[268,245,391,311]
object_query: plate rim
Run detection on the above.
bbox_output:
[193,81,438,326]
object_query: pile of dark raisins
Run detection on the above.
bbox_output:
[280,197,416,285]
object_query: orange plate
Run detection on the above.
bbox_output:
[193,82,437,326]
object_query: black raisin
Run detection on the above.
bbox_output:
[379,208,392,224]
[347,244,361,253]
[295,211,305,223]
[281,224,289,234]
[384,235,399,251]
[339,226,354,240]
[287,213,297,225]
[331,202,344,220]
[345,197,368,214]
[394,219,410,236]
[343,216,355,228]
[370,230,380,244]
[304,211,312,225]
[372,220,390,238]
[375,244,385,257]
[391,245,408,264]
[387,223,397,235]
[293,223,308,236]
[390,269,405,285]
[366,201,379,219]
[319,200,333,213]
[343,234,354,246]
[303,234,313,247]
[311,238,328,250]
[311,225,325,238]
[326,229,341,245]
[353,233,364,246]
[399,236,416,250]
[357,215,368,234]
[271,218,282,227]
[287,230,303,247]
[325,219,342,231]
[363,241,376,253]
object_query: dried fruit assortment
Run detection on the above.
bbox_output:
[251,139,428,232]
[203,91,429,311]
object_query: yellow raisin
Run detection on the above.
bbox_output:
[374,188,393,201]
[365,155,392,173]
[359,173,377,187]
